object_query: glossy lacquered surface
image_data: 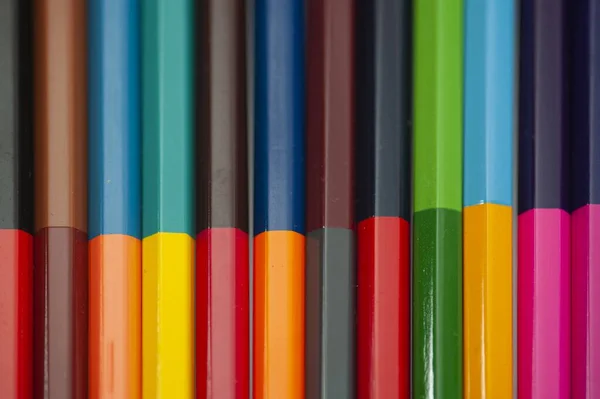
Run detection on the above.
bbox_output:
[88,0,141,240]
[412,209,463,398]
[355,0,410,223]
[572,205,600,398]
[254,1,305,398]
[142,0,195,396]
[254,0,305,235]
[306,0,354,232]
[142,233,194,398]
[355,3,410,397]
[518,209,570,399]
[306,228,355,399]
[88,2,142,397]
[0,230,32,399]
[413,1,463,397]
[464,0,514,207]
[254,231,305,399]
[0,1,33,397]
[33,1,88,397]
[142,0,194,238]
[357,217,409,399]
[518,1,570,397]
[463,1,514,397]
[570,2,600,397]
[518,0,569,213]
[0,0,33,233]
[34,0,87,233]
[305,0,355,397]
[197,228,249,399]
[413,0,463,214]
[33,228,88,399]
[463,204,513,398]
[89,235,141,399]
[197,0,248,233]
[196,1,248,398]
[571,0,600,212]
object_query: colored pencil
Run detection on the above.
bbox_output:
[196,0,249,398]
[463,1,514,397]
[305,0,355,397]
[413,1,464,397]
[570,1,599,397]
[518,1,570,398]
[355,1,410,398]
[33,1,88,397]
[142,0,194,397]
[0,1,33,397]
[254,1,305,398]
[88,1,141,397]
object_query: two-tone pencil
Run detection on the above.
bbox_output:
[569,1,598,397]
[142,0,194,397]
[463,1,514,397]
[33,1,88,397]
[355,1,410,397]
[254,1,305,398]
[518,1,570,397]
[413,1,464,397]
[88,1,141,397]
[196,0,249,398]
[0,1,33,397]
[306,0,355,398]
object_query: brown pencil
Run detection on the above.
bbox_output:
[33,0,88,397]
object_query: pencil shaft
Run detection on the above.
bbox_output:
[355,1,411,397]
[463,0,514,208]
[33,228,88,399]
[254,1,305,398]
[88,0,141,240]
[254,0,305,235]
[357,218,409,399]
[518,1,570,397]
[0,1,33,397]
[0,0,33,232]
[34,0,87,233]
[197,0,248,233]
[142,0,194,397]
[518,0,569,212]
[413,1,463,214]
[196,0,249,397]
[33,0,88,397]
[463,1,514,397]
[306,229,355,399]
[197,229,249,399]
[569,1,600,397]
[305,0,355,397]
[463,205,513,397]
[355,0,411,222]
[413,1,463,397]
[88,0,141,397]
[306,0,354,232]
[518,210,570,398]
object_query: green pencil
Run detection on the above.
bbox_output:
[413,1,464,398]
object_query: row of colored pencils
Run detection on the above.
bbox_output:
[0,0,599,398]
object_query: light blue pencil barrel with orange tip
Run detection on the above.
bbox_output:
[463,1,514,397]
[88,1,141,397]
[254,1,305,398]
[142,0,194,397]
